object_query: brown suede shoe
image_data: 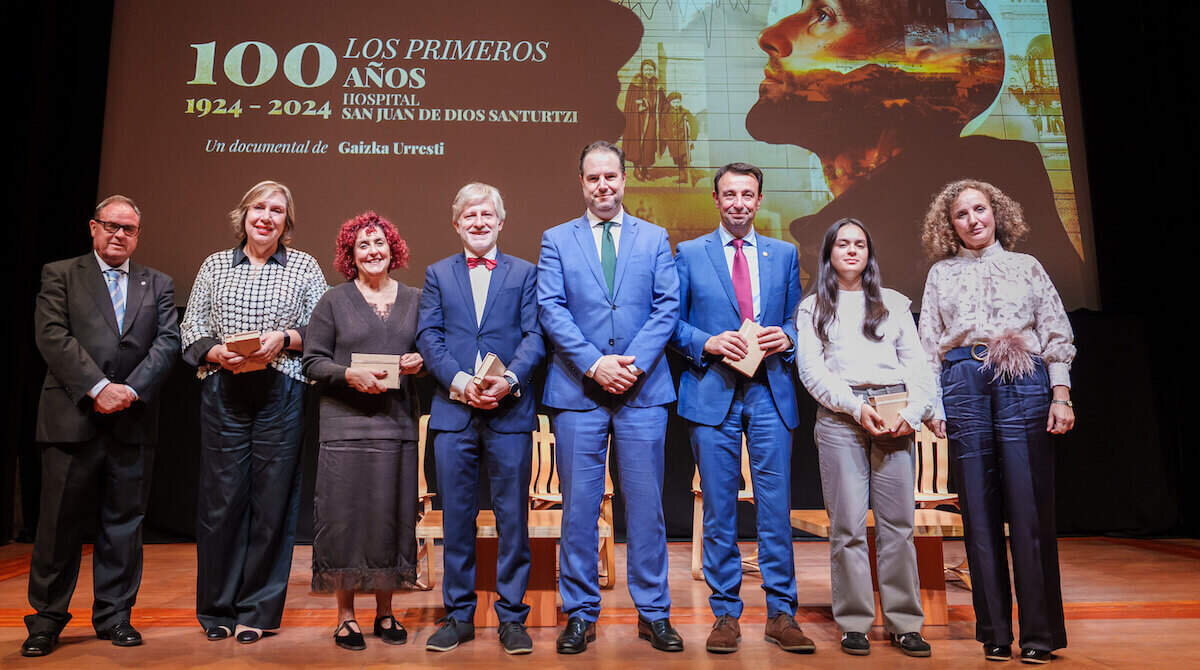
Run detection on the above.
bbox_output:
[764,613,816,653]
[706,615,740,654]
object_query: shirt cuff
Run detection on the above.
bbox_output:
[450,371,473,403]
[1048,362,1072,389]
[586,358,601,378]
[88,378,110,398]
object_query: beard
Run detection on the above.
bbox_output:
[746,65,976,154]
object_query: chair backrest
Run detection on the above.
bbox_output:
[914,426,953,496]
[691,435,754,499]
[418,414,432,503]
[530,413,614,501]
[530,414,559,499]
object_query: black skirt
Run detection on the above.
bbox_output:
[311,438,418,592]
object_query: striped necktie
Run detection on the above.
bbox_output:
[104,268,126,331]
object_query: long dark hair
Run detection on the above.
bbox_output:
[807,218,889,344]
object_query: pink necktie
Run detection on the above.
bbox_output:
[731,239,754,322]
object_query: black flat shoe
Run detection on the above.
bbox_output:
[1021,648,1053,664]
[556,617,596,654]
[236,628,262,644]
[373,614,407,645]
[637,616,683,652]
[985,643,1012,661]
[97,621,142,647]
[334,620,365,651]
[205,625,231,641]
[21,631,58,657]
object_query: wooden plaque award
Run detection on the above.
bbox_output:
[350,353,402,389]
[722,319,765,378]
[224,331,266,373]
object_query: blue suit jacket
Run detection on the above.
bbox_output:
[417,250,545,433]
[670,229,802,429]
[537,213,679,410]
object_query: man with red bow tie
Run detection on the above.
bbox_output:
[416,183,545,655]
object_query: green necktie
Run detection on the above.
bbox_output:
[601,221,616,297]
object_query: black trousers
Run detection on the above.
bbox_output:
[943,356,1067,652]
[195,369,305,631]
[26,434,153,634]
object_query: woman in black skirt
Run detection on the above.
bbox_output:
[303,211,423,650]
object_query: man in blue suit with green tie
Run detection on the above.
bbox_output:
[537,141,681,654]
[670,163,812,654]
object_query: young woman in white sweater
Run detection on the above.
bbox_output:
[795,218,933,659]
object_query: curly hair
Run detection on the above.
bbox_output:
[921,179,1029,259]
[333,211,409,280]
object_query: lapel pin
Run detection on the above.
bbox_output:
[762,251,768,257]
[140,280,147,285]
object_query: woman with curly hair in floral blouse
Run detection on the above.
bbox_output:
[918,179,1076,665]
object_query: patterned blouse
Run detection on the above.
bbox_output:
[918,241,1075,421]
[180,244,328,382]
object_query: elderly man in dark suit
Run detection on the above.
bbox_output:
[22,195,180,657]
[417,183,545,655]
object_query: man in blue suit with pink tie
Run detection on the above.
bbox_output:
[670,163,812,654]
[417,183,545,655]
[537,141,682,654]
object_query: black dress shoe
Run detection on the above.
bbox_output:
[1021,648,1053,664]
[97,621,143,647]
[984,643,1013,661]
[556,617,596,654]
[499,621,533,655]
[637,616,684,652]
[334,620,366,651]
[373,614,407,645]
[205,625,231,641]
[236,628,262,644]
[21,631,59,657]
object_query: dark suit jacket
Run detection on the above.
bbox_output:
[670,230,802,430]
[417,250,545,433]
[34,253,181,444]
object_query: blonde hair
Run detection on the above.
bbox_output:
[451,182,505,223]
[922,179,1029,259]
[229,180,296,244]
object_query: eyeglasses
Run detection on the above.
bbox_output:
[94,219,140,237]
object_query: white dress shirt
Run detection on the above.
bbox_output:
[717,224,762,321]
[582,208,639,377]
[90,252,137,398]
[450,246,498,400]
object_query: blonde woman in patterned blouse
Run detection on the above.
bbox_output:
[179,180,327,645]
[918,179,1075,665]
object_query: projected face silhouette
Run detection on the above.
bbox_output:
[747,0,1003,157]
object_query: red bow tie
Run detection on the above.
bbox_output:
[467,256,496,270]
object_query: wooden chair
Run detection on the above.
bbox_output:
[914,427,971,589]
[529,414,617,589]
[414,414,437,590]
[690,436,759,580]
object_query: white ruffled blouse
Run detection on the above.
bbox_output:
[918,241,1076,421]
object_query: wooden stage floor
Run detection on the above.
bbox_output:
[1,537,1198,668]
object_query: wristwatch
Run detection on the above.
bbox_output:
[503,370,521,397]
[281,331,291,349]
[1051,399,1072,407]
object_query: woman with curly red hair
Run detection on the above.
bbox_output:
[918,180,1076,664]
[302,211,424,651]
